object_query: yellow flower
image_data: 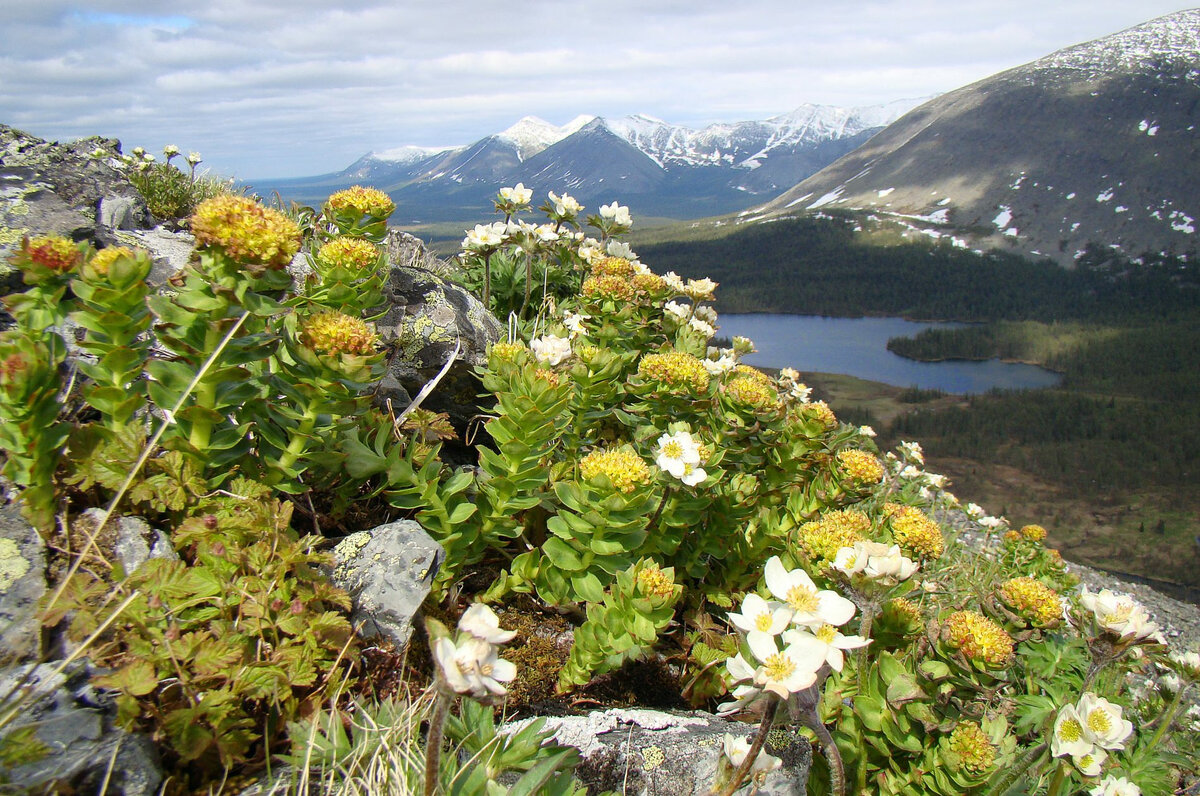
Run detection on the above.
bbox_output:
[885,503,945,559]
[317,237,381,273]
[533,367,560,386]
[947,721,996,774]
[999,577,1061,626]
[325,186,395,218]
[581,273,636,302]
[725,375,780,411]
[1003,530,1022,545]
[637,351,710,394]
[637,563,677,599]
[489,341,526,363]
[1020,524,1047,542]
[590,255,636,278]
[20,235,81,274]
[886,597,924,627]
[836,450,884,484]
[300,311,378,356]
[579,446,651,493]
[801,400,837,428]
[632,271,666,294]
[797,510,870,568]
[87,246,141,278]
[190,195,302,268]
[945,610,1013,667]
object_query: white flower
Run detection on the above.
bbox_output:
[599,201,632,227]
[721,734,782,776]
[978,516,1006,530]
[1079,587,1165,645]
[898,440,924,464]
[1075,693,1133,750]
[704,353,738,376]
[684,277,717,301]
[605,239,635,258]
[1170,649,1200,677]
[789,383,813,403]
[900,465,922,480]
[662,271,686,293]
[778,367,800,383]
[142,153,155,162]
[834,542,918,583]
[858,425,877,438]
[694,305,718,324]
[162,144,180,157]
[732,337,756,355]
[1051,703,1095,758]
[1159,672,1183,693]
[186,151,202,165]
[463,223,504,250]
[688,317,715,338]
[131,146,145,157]
[631,260,652,276]
[562,311,589,338]
[763,556,855,629]
[655,431,703,479]
[924,472,947,488]
[535,223,560,243]
[548,191,582,216]
[577,237,605,263]
[782,625,869,673]
[432,636,516,698]
[458,603,517,645]
[678,461,707,487]
[530,334,572,366]
[499,183,533,206]
[728,593,793,647]
[747,632,825,697]
[717,682,764,715]
[1090,776,1141,796]
[1072,745,1108,777]
[663,300,691,321]
[965,503,986,519]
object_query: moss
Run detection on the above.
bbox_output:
[495,600,572,710]
[0,538,30,593]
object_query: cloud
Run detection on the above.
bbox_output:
[1,0,1195,177]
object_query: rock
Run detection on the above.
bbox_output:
[76,508,177,578]
[330,520,444,648]
[0,503,46,663]
[0,662,163,795]
[0,125,150,263]
[117,226,196,287]
[375,264,503,428]
[505,707,811,796]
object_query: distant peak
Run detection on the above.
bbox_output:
[499,115,596,159]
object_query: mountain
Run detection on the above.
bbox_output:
[250,101,923,223]
[752,10,1200,266]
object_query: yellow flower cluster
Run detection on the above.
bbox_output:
[1020,524,1047,542]
[317,237,381,272]
[733,365,771,385]
[632,272,666,294]
[582,274,636,302]
[836,450,884,484]
[579,447,651,493]
[23,235,81,274]
[945,610,1013,667]
[885,503,945,559]
[590,255,636,278]
[637,563,676,599]
[886,597,924,627]
[637,351,710,394]
[947,721,996,774]
[325,186,395,218]
[533,367,560,386]
[190,196,302,268]
[1002,530,1022,545]
[801,400,837,428]
[489,341,526,363]
[87,246,139,277]
[999,577,1061,626]
[300,311,378,356]
[798,510,870,567]
[725,375,780,411]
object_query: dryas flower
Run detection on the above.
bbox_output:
[579,447,651,493]
[316,237,381,272]
[299,311,379,357]
[721,734,782,777]
[498,183,533,207]
[326,186,395,218]
[834,541,918,584]
[944,610,1014,667]
[1090,776,1140,796]
[599,201,632,227]
[1079,587,1164,645]
[782,624,868,673]
[859,425,877,438]
[191,195,302,269]
[547,191,583,217]
[747,632,824,697]
[946,721,996,775]
[1076,693,1133,750]
[458,603,517,645]
[688,316,716,338]
[562,311,589,338]
[885,503,946,559]
[999,577,1062,626]
[663,300,691,321]
[463,222,506,251]
[965,502,986,519]
[637,351,710,394]
[684,277,717,301]
[836,450,884,484]
[898,440,924,464]
[662,271,686,293]
[977,515,1007,531]
[763,556,855,629]
[728,593,793,646]
[704,352,738,376]
[530,333,572,366]
[655,430,706,486]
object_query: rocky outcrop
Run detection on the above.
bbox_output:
[0,503,45,663]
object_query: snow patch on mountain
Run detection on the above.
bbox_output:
[372,145,452,164]
[1031,10,1200,81]
[498,115,595,160]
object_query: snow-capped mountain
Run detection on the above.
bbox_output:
[755,10,1200,266]
[252,99,923,222]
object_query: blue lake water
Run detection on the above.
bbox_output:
[717,314,1062,394]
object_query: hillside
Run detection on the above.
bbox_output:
[751,10,1200,266]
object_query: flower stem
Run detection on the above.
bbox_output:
[711,694,779,796]
[520,252,533,319]
[1145,682,1187,751]
[424,690,452,796]
[482,252,492,309]
[1045,761,1068,796]
[797,686,845,796]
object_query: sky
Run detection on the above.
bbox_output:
[2,1,1197,179]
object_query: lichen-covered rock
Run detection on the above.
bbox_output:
[374,263,503,428]
[505,707,811,795]
[0,503,46,663]
[76,508,177,578]
[329,520,444,648]
[0,662,163,796]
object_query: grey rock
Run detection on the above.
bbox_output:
[77,508,177,578]
[375,264,502,428]
[0,503,46,664]
[0,662,163,796]
[330,520,444,647]
[118,226,195,287]
[505,707,811,796]
[98,195,143,231]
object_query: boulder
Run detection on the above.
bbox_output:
[330,520,444,648]
[504,707,811,795]
[76,508,177,578]
[0,503,46,663]
[0,662,163,796]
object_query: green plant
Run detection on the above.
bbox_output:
[126,146,232,220]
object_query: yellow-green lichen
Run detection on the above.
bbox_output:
[0,538,31,593]
[0,226,28,247]
[640,744,665,771]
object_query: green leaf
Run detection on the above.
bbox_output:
[542,538,584,571]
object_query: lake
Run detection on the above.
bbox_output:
[716,314,1062,394]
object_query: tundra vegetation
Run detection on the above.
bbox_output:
[0,162,1196,794]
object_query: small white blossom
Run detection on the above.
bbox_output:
[186,151,202,165]
[605,239,635,259]
[694,305,718,324]
[763,556,855,629]
[1080,587,1165,645]
[1075,693,1134,750]
[433,636,516,698]
[900,465,923,480]
[789,382,813,403]
[704,353,738,376]
[498,183,533,206]
[747,632,825,698]
[1072,746,1108,777]
[684,277,717,301]
[547,191,582,217]
[728,593,793,647]
[662,271,686,293]
[778,367,800,383]
[599,201,633,227]
[663,300,691,321]
[463,223,504,250]
[562,311,589,338]
[530,334,572,366]
[458,604,517,645]
[858,425,877,438]
[782,624,868,673]
[977,516,1006,530]
[834,541,918,583]
[721,734,782,776]
[898,440,924,464]
[965,503,986,519]
[688,317,715,338]
[162,144,180,157]
[1090,776,1141,796]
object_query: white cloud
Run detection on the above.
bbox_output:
[0,0,1195,177]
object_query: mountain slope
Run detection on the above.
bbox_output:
[755,10,1200,266]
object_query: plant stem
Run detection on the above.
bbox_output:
[424,690,452,796]
[520,252,533,319]
[981,742,1046,796]
[1045,761,1068,796]
[796,686,845,796]
[482,252,492,309]
[711,694,779,796]
[1145,682,1187,751]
